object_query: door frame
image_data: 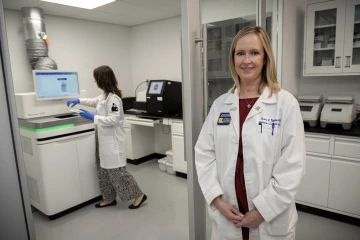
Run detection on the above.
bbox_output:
[0,0,35,239]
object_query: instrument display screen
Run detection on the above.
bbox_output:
[331,108,342,112]
[300,106,313,112]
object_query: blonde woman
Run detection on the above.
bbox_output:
[195,26,305,240]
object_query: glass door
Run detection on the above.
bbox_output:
[199,0,278,239]
[304,1,346,75]
[343,0,360,73]
[201,0,276,114]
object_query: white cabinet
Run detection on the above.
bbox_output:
[295,154,331,207]
[334,136,360,159]
[304,0,360,75]
[124,127,133,159]
[305,134,331,154]
[37,138,83,215]
[172,122,187,174]
[76,134,101,202]
[124,117,155,161]
[343,0,360,73]
[297,132,360,218]
[328,157,360,216]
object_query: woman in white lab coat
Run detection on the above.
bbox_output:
[67,65,147,209]
[195,26,306,240]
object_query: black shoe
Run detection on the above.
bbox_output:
[128,194,147,209]
[95,199,117,208]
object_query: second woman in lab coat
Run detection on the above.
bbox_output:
[195,26,306,240]
[67,65,147,209]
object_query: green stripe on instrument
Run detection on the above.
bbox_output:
[19,124,74,132]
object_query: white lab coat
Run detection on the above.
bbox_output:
[80,93,126,169]
[195,86,306,240]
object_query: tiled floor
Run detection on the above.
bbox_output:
[32,160,360,240]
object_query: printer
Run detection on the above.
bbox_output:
[320,95,356,130]
[145,80,182,115]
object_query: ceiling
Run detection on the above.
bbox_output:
[2,0,181,26]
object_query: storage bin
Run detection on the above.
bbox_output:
[158,158,167,172]
[166,162,176,175]
[314,40,322,49]
[166,150,173,164]
[321,58,333,66]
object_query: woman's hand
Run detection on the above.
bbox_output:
[233,209,264,228]
[67,99,80,107]
[79,109,95,121]
[213,196,244,223]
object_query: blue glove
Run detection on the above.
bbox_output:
[79,109,95,121]
[67,99,80,107]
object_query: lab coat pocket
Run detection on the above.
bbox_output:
[257,124,279,164]
[261,205,297,238]
[98,136,119,156]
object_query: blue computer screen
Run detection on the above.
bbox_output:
[35,72,80,99]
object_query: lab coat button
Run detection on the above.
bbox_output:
[246,176,250,181]
[243,142,247,147]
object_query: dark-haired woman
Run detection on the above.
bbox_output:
[67,65,147,209]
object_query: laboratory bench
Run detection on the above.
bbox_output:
[123,111,187,175]
[124,109,183,120]
[296,122,360,225]
[304,122,360,137]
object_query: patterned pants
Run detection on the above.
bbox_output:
[95,131,143,202]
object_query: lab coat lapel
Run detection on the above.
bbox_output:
[246,86,277,121]
[225,91,240,138]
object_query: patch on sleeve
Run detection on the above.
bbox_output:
[217,112,231,125]
[111,103,119,112]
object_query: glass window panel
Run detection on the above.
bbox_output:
[352,5,360,65]
[313,9,337,67]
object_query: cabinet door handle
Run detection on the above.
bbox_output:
[335,57,341,68]
[345,56,351,68]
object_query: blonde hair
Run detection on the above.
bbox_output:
[229,26,280,97]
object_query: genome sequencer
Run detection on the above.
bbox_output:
[16,71,101,219]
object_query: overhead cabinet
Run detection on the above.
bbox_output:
[304,0,360,75]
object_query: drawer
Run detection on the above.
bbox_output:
[172,122,184,135]
[334,137,360,159]
[125,117,160,127]
[305,134,330,155]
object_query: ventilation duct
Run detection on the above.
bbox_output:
[22,7,57,70]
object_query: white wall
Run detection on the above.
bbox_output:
[130,16,182,95]
[130,16,181,154]
[280,0,305,97]
[4,9,133,98]
[282,0,360,104]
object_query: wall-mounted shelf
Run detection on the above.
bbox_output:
[314,24,336,29]
[314,47,335,51]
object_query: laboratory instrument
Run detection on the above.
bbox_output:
[15,71,100,219]
[298,95,323,127]
[320,95,356,130]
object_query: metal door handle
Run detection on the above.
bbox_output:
[335,57,341,68]
[345,56,351,67]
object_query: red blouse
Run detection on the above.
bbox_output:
[235,98,258,240]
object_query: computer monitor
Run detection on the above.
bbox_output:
[147,80,164,95]
[33,70,80,100]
